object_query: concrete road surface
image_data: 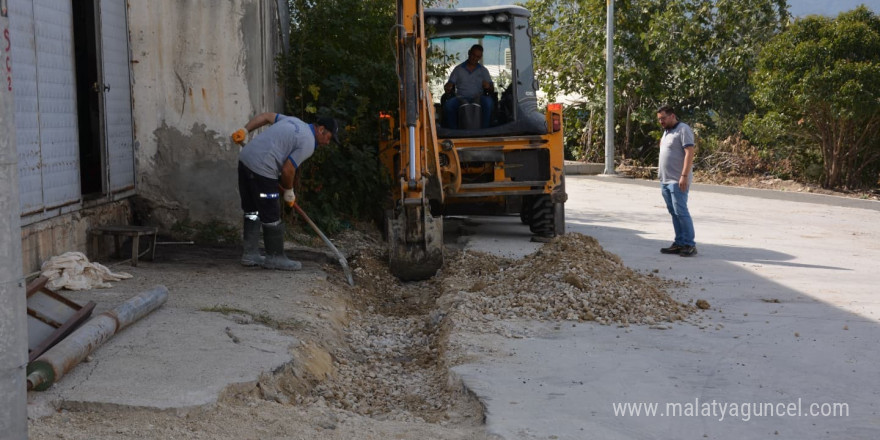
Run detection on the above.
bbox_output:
[454,176,880,440]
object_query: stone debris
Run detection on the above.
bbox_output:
[442,233,695,327]
[274,228,479,423]
[275,229,698,422]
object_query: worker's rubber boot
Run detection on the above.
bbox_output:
[241,217,265,267]
[261,221,302,271]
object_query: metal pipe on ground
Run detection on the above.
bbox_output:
[292,204,355,286]
[26,285,169,391]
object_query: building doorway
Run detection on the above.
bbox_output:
[72,0,103,197]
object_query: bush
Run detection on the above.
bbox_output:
[276,0,398,232]
[697,134,787,178]
[747,7,880,189]
[562,103,603,162]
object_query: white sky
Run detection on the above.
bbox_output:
[455,0,879,17]
[787,0,878,16]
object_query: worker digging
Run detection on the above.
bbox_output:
[232,113,340,271]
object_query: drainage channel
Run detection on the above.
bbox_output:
[259,240,486,427]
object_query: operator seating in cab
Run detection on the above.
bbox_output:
[437,84,514,131]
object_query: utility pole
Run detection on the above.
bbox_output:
[1,6,29,439]
[603,0,616,175]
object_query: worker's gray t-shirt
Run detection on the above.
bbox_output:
[448,62,493,99]
[658,121,695,184]
[238,115,316,179]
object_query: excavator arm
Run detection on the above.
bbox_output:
[386,0,445,280]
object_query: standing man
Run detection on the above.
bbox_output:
[443,44,494,129]
[232,113,339,270]
[657,105,697,257]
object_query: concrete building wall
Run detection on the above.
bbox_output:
[1,8,29,437]
[12,1,285,273]
[127,0,285,230]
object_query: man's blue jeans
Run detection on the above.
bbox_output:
[443,95,493,129]
[661,183,695,247]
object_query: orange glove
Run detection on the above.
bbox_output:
[231,128,248,145]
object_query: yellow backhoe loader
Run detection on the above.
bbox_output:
[381,1,566,280]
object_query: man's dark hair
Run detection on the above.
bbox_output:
[468,44,484,55]
[657,105,675,115]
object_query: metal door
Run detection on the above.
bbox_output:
[9,0,81,214]
[98,0,133,193]
[10,0,134,218]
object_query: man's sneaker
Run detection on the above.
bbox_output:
[660,243,683,254]
[679,245,698,257]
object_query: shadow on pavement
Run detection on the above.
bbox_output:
[450,175,880,439]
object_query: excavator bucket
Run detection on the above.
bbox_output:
[386,208,443,281]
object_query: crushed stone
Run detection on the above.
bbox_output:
[281,230,701,421]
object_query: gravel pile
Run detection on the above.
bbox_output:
[442,232,694,326]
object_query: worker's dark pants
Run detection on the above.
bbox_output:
[443,95,493,129]
[238,161,281,224]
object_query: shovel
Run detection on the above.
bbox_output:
[292,203,355,287]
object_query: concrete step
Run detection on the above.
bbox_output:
[563,161,605,175]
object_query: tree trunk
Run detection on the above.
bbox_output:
[817,110,843,188]
[847,114,880,188]
[624,103,632,162]
[584,109,594,162]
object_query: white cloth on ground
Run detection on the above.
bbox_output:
[40,251,133,291]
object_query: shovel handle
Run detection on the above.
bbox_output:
[292,204,355,287]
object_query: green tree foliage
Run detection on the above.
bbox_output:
[276,0,399,232]
[275,0,455,232]
[745,6,880,189]
[525,0,788,164]
[526,0,658,162]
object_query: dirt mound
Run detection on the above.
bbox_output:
[442,233,693,326]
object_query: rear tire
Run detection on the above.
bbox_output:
[528,195,555,237]
[519,195,534,225]
[553,200,565,236]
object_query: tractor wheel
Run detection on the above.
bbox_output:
[528,195,555,237]
[519,196,534,224]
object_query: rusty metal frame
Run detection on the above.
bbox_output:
[26,276,96,362]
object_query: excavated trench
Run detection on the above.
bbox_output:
[249,230,487,427]
[248,227,701,427]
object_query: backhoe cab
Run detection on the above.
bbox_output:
[381,2,566,281]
